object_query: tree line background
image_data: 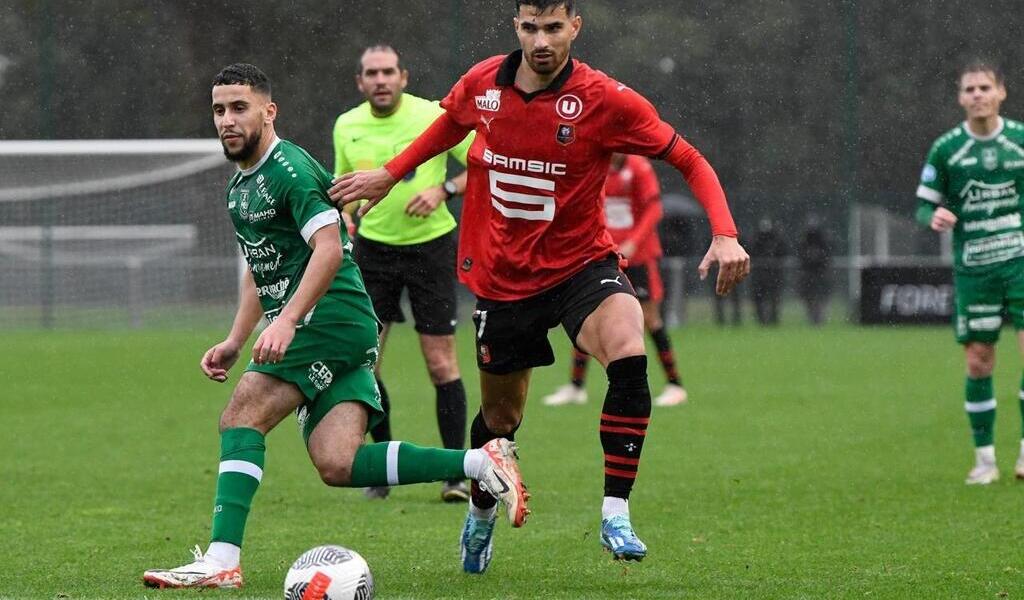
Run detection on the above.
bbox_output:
[2,0,1022,238]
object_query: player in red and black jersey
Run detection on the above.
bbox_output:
[543,153,688,408]
[331,0,749,570]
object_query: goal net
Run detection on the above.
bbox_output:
[0,140,239,329]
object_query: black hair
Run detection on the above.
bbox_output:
[211,63,272,97]
[959,59,1005,87]
[515,0,577,16]
[357,45,403,75]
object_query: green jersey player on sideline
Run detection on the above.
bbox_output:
[334,45,474,502]
[142,63,529,590]
[916,60,1024,485]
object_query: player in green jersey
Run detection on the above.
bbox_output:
[334,45,475,502]
[916,60,1024,485]
[142,64,529,590]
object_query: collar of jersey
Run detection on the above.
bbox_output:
[495,49,575,102]
[238,136,282,177]
[962,116,1004,142]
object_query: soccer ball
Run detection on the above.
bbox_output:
[284,545,374,600]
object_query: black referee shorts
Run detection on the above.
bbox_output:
[472,254,637,375]
[353,231,457,336]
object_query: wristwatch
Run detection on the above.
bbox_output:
[442,179,458,199]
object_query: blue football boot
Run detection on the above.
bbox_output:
[600,514,648,561]
[460,510,497,574]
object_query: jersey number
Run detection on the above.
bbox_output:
[489,170,555,222]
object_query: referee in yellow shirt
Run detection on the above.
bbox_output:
[334,45,473,502]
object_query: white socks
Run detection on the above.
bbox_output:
[976,444,996,466]
[602,497,629,520]
[205,542,240,568]
[464,448,487,481]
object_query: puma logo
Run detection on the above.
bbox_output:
[600,277,623,286]
[480,115,496,132]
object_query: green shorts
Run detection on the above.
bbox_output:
[246,299,384,443]
[953,259,1024,344]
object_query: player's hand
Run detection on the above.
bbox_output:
[698,235,751,296]
[201,340,242,383]
[328,168,397,217]
[340,210,357,238]
[252,317,297,365]
[931,207,957,232]
[618,239,637,260]
[405,186,446,218]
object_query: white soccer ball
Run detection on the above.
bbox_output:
[284,545,374,600]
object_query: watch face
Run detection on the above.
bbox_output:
[444,181,457,196]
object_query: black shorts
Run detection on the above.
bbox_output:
[623,259,664,302]
[472,254,636,375]
[353,232,457,336]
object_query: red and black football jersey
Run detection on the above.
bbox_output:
[604,155,663,264]
[441,51,677,301]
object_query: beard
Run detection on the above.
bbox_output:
[525,50,563,75]
[221,128,263,163]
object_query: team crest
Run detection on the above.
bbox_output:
[556,123,575,145]
[983,147,999,171]
[479,344,492,365]
[239,189,250,219]
[555,94,583,120]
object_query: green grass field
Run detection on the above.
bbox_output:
[4,321,1024,599]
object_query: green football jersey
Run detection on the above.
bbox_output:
[917,117,1024,272]
[333,93,474,246]
[225,138,376,323]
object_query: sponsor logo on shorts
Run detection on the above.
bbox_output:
[308,361,334,392]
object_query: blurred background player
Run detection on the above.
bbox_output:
[543,153,687,407]
[333,45,474,502]
[915,60,1024,485]
[750,216,787,326]
[331,0,749,571]
[796,214,831,326]
[142,64,526,589]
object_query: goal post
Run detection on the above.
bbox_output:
[0,139,239,329]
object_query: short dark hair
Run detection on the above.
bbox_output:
[959,59,1005,87]
[357,45,403,75]
[515,0,577,16]
[212,63,272,97]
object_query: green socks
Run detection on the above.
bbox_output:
[349,442,468,487]
[965,377,996,447]
[210,427,266,546]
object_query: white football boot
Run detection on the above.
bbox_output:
[966,447,999,485]
[654,384,688,407]
[543,384,588,406]
[477,438,531,527]
[143,545,243,589]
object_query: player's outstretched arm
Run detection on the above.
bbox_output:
[202,270,263,382]
[328,168,397,217]
[661,136,750,295]
[327,112,472,217]
[252,223,342,365]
